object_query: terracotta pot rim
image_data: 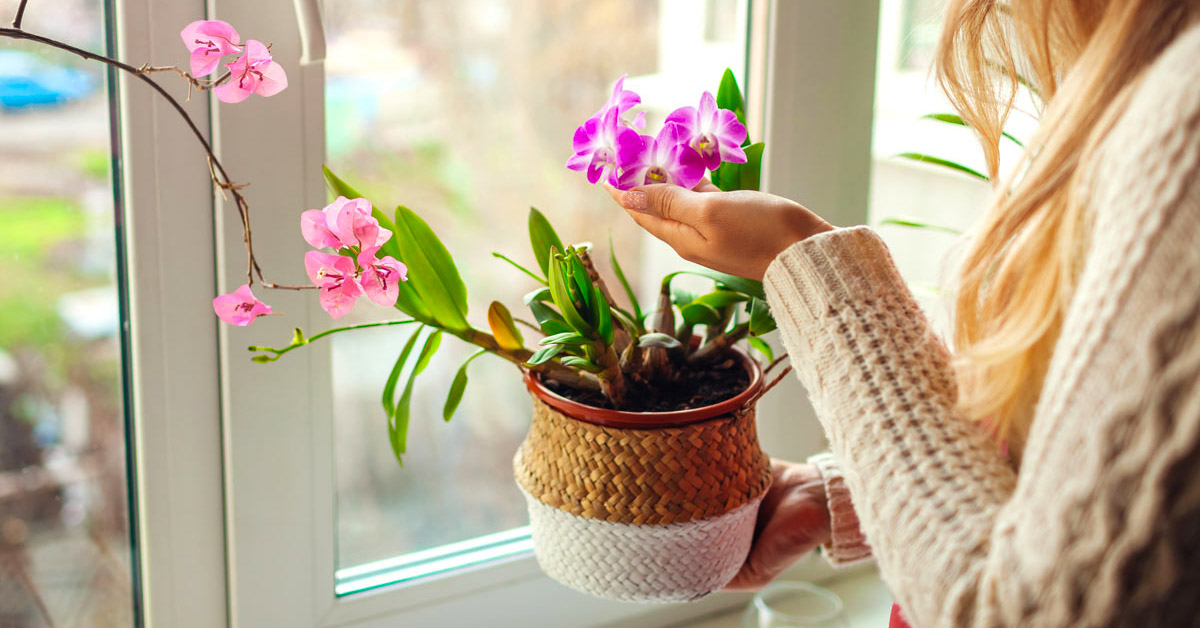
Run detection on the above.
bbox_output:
[523,346,763,429]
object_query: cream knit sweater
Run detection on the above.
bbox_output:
[762,24,1200,628]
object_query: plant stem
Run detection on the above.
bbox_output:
[689,322,750,363]
[0,26,311,291]
[252,319,420,358]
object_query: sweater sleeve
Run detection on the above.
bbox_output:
[807,451,874,567]
[763,28,1200,628]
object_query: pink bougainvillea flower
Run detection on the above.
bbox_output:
[566,107,641,185]
[594,74,641,118]
[304,251,363,319]
[180,20,242,77]
[614,122,705,190]
[357,249,408,307]
[664,91,748,171]
[301,196,390,251]
[213,40,288,104]
[212,283,272,326]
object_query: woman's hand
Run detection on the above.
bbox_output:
[724,460,832,591]
[606,182,834,281]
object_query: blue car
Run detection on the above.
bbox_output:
[0,50,95,110]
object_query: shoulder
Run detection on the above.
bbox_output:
[1086,22,1200,242]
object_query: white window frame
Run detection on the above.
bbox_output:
[121,1,882,626]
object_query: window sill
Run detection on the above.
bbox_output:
[670,569,893,628]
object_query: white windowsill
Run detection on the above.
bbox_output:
[670,569,894,628]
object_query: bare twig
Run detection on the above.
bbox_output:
[11,0,28,29]
[764,353,790,375]
[0,26,312,291]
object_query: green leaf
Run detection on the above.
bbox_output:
[523,287,552,305]
[382,327,424,420]
[608,236,643,322]
[560,356,602,372]
[528,301,572,336]
[637,332,683,350]
[492,252,546,285]
[895,153,989,181]
[680,302,722,326]
[391,330,443,464]
[322,165,366,201]
[694,291,749,310]
[664,269,766,301]
[567,251,595,316]
[528,207,565,278]
[748,297,776,336]
[392,206,471,331]
[611,307,640,336]
[443,349,487,423]
[715,68,747,128]
[548,252,593,334]
[525,343,564,366]
[747,336,774,362]
[739,142,764,191]
[671,287,698,309]
[921,113,1024,147]
[539,331,588,346]
[877,217,964,236]
[593,284,614,346]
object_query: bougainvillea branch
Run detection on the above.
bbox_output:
[0,6,310,291]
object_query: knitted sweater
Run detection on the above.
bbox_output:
[762,24,1200,628]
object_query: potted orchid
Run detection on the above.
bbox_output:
[3,8,789,601]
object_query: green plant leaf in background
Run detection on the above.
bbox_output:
[921,113,1025,147]
[487,301,524,350]
[548,251,593,334]
[443,349,487,423]
[382,326,424,421]
[680,302,722,327]
[664,269,766,301]
[529,207,565,278]
[526,343,564,366]
[895,153,989,181]
[593,284,615,346]
[392,330,443,465]
[693,291,748,310]
[877,217,964,236]
[491,252,546,285]
[391,206,471,331]
[748,297,776,336]
[528,301,572,336]
[715,67,747,130]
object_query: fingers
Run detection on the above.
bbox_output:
[619,205,707,256]
[610,184,706,226]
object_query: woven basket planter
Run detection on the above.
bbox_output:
[513,349,772,602]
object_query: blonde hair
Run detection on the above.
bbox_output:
[937,0,1199,452]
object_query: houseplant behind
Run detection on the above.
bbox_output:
[243,70,788,601]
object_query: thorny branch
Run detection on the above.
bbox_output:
[0,12,312,291]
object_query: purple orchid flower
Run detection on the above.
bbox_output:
[665,91,748,171]
[613,122,705,190]
[180,20,242,77]
[213,39,288,104]
[212,283,272,326]
[566,106,641,185]
[304,251,363,319]
[594,74,641,118]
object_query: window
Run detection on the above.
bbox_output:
[0,0,136,626]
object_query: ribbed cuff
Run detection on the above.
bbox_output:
[808,451,873,567]
[763,226,905,323]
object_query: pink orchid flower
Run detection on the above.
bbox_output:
[594,74,641,118]
[358,249,408,307]
[213,40,288,104]
[304,251,363,319]
[665,91,748,171]
[212,283,272,326]
[301,196,390,251]
[566,107,641,185]
[614,122,705,190]
[180,20,242,77]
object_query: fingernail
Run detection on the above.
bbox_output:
[619,190,648,212]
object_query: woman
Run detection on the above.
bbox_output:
[609,1,1200,625]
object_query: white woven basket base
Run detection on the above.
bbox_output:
[520,486,765,603]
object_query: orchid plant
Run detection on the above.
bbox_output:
[0,1,782,467]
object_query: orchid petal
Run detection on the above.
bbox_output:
[301,209,341,249]
[180,20,242,77]
[358,251,407,307]
[253,60,288,97]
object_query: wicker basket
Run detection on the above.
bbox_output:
[513,349,772,602]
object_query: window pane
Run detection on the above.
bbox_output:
[0,0,135,626]
[325,0,747,591]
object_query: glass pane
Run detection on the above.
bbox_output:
[325,0,748,593]
[0,0,135,626]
